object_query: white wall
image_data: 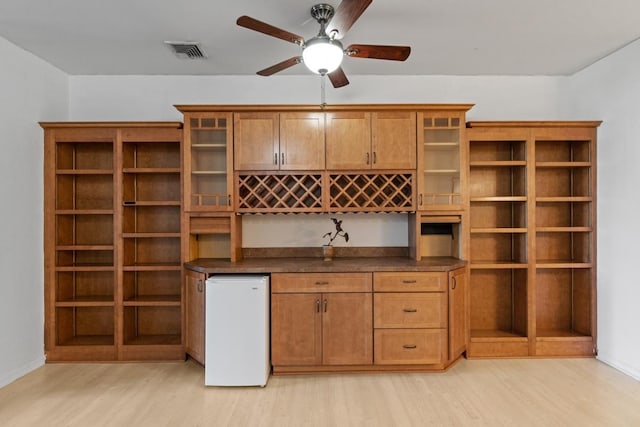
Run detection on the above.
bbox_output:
[561,39,640,380]
[69,74,565,122]
[0,37,68,387]
[69,74,565,246]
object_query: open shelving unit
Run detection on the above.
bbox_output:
[466,129,530,356]
[120,130,183,359]
[466,122,599,358]
[43,123,183,361]
[533,130,596,356]
[45,129,118,360]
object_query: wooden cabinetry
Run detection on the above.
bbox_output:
[184,269,206,365]
[120,128,183,359]
[234,112,325,171]
[326,111,416,169]
[417,110,467,210]
[183,112,233,211]
[373,272,449,365]
[43,122,184,362]
[176,107,242,262]
[448,267,468,359]
[467,127,529,357]
[466,122,599,358]
[271,273,373,369]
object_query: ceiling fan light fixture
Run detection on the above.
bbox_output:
[302,37,344,75]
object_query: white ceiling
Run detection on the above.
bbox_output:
[1,0,640,77]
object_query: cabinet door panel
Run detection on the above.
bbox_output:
[234,112,279,170]
[272,293,322,366]
[374,271,447,292]
[372,112,417,169]
[185,270,206,365]
[272,272,372,293]
[322,293,373,365]
[374,292,446,329]
[279,112,325,170]
[374,329,446,364]
[326,112,371,169]
[449,268,467,360]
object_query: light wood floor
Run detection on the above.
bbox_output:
[1,358,639,426]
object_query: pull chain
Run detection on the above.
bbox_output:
[320,73,327,108]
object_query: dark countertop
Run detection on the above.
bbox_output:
[185,256,466,274]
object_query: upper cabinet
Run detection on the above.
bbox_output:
[326,111,416,170]
[234,112,325,171]
[177,104,472,214]
[325,112,372,169]
[372,112,417,169]
[183,112,233,211]
[417,111,466,211]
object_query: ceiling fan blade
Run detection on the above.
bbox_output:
[326,0,372,39]
[237,16,305,45]
[346,44,411,61]
[328,67,350,88]
[257,56,302,76]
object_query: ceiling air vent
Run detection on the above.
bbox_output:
[165,41,207,59]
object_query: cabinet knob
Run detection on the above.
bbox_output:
[403,345,417,350]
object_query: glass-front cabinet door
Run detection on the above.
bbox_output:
[184,113,233,211]
[417,111,466,211]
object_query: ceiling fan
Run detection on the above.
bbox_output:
[236,0,411,88]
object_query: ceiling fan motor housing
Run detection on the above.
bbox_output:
[311,4,335,24]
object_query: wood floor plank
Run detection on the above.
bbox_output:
[0,358,639,426]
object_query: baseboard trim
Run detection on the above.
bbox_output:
[0,355,46,388]
[597,356,640,381]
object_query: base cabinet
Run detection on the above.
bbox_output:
[271,273,373,367]
[449,267,468,360]
[374,329,447,364]
[373,271,461,366]
[184,270,206,365]
[271,269,466,373]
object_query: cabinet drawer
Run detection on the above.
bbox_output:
[373,272,446,292]
[374,293,446,328]
[272,272,372,293]
[189,216,230,234]
[374,329,446,365]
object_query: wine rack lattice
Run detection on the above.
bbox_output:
[329,173,414,212]
[237,174,323,212]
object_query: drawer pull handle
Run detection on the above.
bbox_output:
[403,308,417,313]
[403,345,417,350]
[315,281,329,286]
[452,276,457,290]
[402,280,417,284]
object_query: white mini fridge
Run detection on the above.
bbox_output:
[205,275,270,387]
